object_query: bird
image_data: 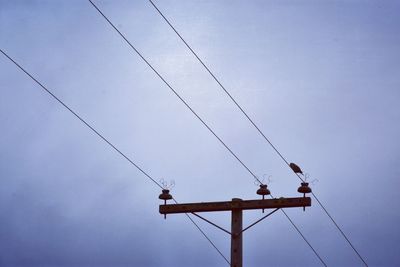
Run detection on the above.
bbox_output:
[289,163,303,175]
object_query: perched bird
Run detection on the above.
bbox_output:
[290,163,303,175]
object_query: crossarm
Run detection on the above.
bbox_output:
[160,197,311,214]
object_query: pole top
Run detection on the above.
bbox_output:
[232,198,242,202]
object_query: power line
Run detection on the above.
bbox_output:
[87,0,263,186]
[147,1,368,266]
[177,200,230,265]
[86,1,326,265]
[280,202,327,266]
[0,48,229,266]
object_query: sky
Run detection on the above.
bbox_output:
[1,0,400,266]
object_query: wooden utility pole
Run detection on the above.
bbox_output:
[231,198,243,267]
[159,184,312,267]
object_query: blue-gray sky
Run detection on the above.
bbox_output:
[1,0,400,266]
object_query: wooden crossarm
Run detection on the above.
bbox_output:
[160,197,311,214]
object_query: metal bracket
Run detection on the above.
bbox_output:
[240,208,280,234]
[191,212,231,235]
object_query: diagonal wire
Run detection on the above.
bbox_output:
[184,213,230,264]
[0,48,229,266]
[87,0,263,186]
[0,50,160,189]
[280,208,327,266]
[148,1,368,266]
[171,199,230,264]
[269,193,327,267]
[87,1,326,266]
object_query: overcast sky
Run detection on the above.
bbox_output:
[1,0,400,266]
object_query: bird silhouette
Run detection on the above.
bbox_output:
[289,163,303,175]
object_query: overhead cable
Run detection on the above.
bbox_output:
[0,48,230,266]
[147,1,368,266]
[87,1,326,265]
[87,0,263,186]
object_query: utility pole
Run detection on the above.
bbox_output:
[158,182,312,267]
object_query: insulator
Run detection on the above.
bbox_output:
[297,182,311,211]
[297,182,312,194]
[257,184,270,213]
[159,189,172,201]
[256,184,271,197]
[159,189,172,219]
